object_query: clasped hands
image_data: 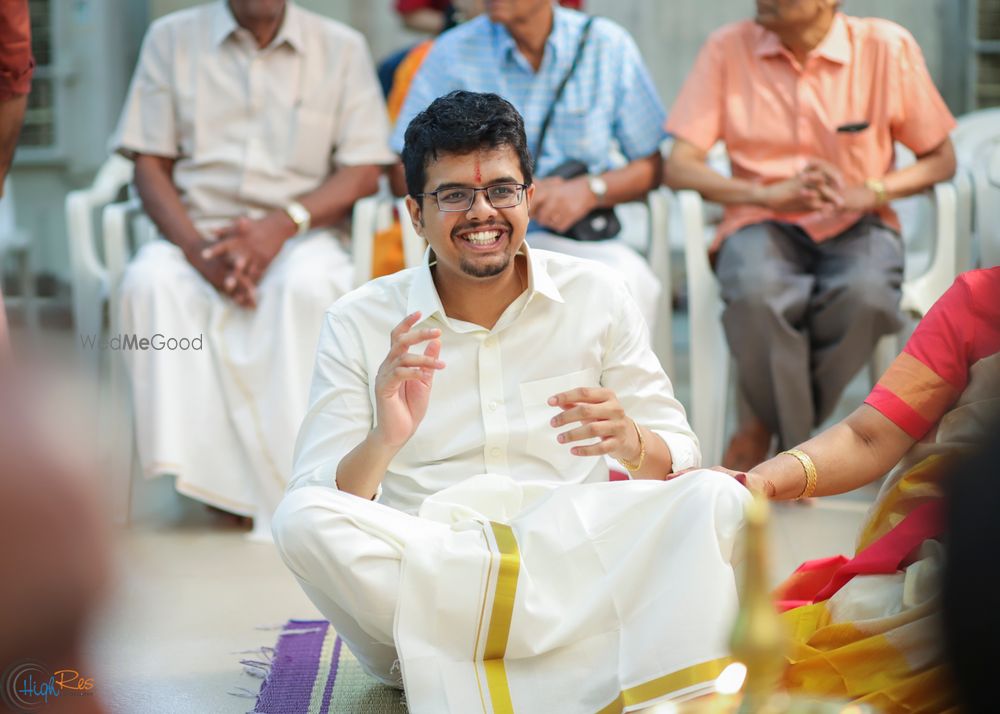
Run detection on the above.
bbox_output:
[186,214,288,309]
[754,158,880,215]
[372,312,643,465]
[529,175,598,234]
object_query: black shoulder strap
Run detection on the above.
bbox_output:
[533,16,596,161]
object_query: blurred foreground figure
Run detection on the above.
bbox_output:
[0,373,111,713]
[944,421,1000,714]
[0,0,34,352]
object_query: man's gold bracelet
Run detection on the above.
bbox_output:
[618,419,646,473]
[780,448,817,499]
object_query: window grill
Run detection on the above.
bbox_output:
[17,0,56,151]
[973,0,1000,108]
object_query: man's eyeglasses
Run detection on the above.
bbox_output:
[415,183,528,212]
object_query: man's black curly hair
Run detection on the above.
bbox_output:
[401,90,534,199]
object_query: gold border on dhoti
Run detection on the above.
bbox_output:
[473,521,521,714]
[594,656,733,714]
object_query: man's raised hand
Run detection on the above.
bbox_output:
[373,312,445,449]
[547,387,641,463]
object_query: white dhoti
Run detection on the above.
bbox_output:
[119,233,353,525]
[273,471,749,713]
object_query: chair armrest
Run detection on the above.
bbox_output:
[396,198,427,268]
[65,155,134,291]
[65,190,110,288]
[901,180,960,317]
[102,199,144,314]
[675,188,730,465]
[646,187,674,375]
[351,195,380,288]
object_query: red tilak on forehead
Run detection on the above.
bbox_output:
[473,157,482,184]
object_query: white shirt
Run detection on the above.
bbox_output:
[290,247,699,514]
[111,1,396,235]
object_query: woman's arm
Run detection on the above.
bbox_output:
[749,405,917,499]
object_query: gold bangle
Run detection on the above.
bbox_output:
[618,419,646,473]
[780,448,817,499]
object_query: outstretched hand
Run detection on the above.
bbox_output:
[373,312,445,449]
[667,465,776,497]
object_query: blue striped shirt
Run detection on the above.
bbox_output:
[390,7,667,178]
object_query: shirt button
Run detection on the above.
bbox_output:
[490,447,501,458]
[484,336,496,348]
[489,401,498,411]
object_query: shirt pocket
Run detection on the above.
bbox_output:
[833,120,885,174]
[286,105,335,178]
[519,368,601,474]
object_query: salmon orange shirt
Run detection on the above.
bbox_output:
[666,14,956,249]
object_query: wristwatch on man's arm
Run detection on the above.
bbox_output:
[587,174,608,205]
[864,177,888,207]
[284,200,312,236]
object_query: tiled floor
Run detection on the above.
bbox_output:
[11,315,879,713]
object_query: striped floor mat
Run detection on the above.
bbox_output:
[252,620,405,713]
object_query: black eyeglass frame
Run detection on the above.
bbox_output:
[413,183,529,212]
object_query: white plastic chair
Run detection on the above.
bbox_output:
[953,108,1000,268]
[677,150,971,465]
[97,197,156,524]
[65,155,134,359]
[394,196,429,268]
[350,191,396,288]
[0,179,36,330]
[985,144,1000,268]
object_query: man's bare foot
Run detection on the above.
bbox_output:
[722,419,772,472]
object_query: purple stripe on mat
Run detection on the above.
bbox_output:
[254,619,330,713]
[319,634,344,712]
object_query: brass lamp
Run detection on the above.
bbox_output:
[637,493,876,714]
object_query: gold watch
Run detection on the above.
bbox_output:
[284,200,312,236]
[864,177,888,207]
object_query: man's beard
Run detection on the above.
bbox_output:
[459,251,511,278]
[452,219,514,278]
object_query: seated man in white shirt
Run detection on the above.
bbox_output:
[111,0,395,531]
[272,91,749,713]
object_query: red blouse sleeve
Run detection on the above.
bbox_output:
[865,269,1000,440]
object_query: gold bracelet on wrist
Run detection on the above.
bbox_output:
[618,418,646,473]
[780,448,817,499]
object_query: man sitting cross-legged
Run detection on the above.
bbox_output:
[272,91,750,713]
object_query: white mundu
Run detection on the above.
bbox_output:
[111,2,395,522]
[274,247,750,712]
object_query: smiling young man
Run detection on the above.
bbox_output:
[389,0,667,329]
[273,91,749,713]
